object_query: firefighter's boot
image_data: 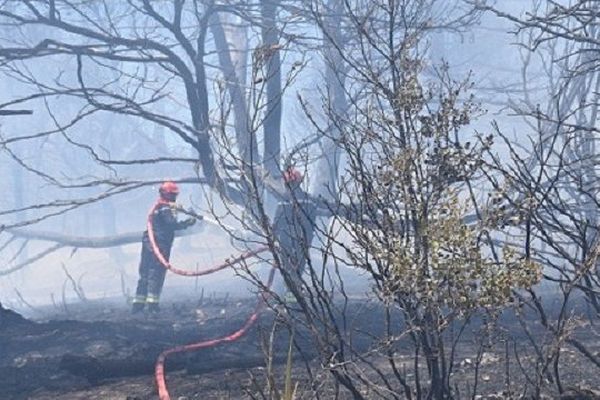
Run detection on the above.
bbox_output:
[147,303,160,314]
[132,302,145,314]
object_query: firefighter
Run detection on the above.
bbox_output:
[272,167,319,300]
[132,181,197,314]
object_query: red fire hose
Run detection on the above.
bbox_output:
[146,200,275,400]
[155,267,276,400]
[147,201,269,276]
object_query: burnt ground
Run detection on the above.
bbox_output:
[1,295,281,400]
[2,296,600,400]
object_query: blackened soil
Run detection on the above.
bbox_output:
[3,298,600,399]
[1,297,283,400]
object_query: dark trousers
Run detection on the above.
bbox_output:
[275,240,307,295]
[134,244,167,304]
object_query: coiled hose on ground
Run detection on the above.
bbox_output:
[146,201,273,400]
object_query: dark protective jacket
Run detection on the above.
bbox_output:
[142,202,189,260]
[134,201,192,305]
[272,187,381,267]
[273,186,319,271]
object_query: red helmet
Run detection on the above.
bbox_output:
[159,181,180,196]
[283,167,303,184]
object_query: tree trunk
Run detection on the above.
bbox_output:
[310,0,346,200]
[260,0,282,178]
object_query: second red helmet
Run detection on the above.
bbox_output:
[159,181,180,195]
[283,167,303,184]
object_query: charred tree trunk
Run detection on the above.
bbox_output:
[260,0,282,178]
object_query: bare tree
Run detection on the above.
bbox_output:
[221,1,549,399]
[464,0,600,395]
[0,1,297,275]
[5,1,600,397]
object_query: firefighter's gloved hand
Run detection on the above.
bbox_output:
[181,217,196,228]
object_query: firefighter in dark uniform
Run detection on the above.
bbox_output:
[132,181,196,313]
[273,167,319,299]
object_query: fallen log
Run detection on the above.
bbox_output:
[7,223,205,249]
[0,109,33,115]
[60,352,177,384]
[60,335,317,384]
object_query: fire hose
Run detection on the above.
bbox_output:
[147,202,269,277]
[146,200,273,400]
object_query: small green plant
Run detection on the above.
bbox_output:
[261,324,298,400]
[282,330,298,400]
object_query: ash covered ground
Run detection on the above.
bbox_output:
[3,294,600,399]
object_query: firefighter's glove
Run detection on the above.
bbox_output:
[181,217,196,228]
